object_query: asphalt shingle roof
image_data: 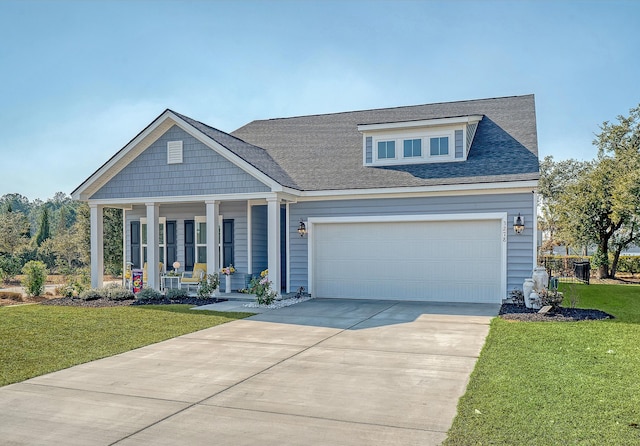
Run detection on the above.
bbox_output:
[171,111,299,189]
[229,95,540,191]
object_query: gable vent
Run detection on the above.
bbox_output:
[167,141,183,164]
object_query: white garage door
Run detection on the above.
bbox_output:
[312,218,503,303]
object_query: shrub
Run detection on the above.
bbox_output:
[21,261,48,297]
[249,269,277,305]
[509,289,525,306]
[197,273,220,299]
[105,285,134,301]
[166,288,189,299]
[135,288,162,301]
[539,288,564,309]
[79,289,103,301]
[0,291,23,301]
[55,284,76,297]
[0,255,22,284]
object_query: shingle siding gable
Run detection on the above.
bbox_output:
[90,125,270,200]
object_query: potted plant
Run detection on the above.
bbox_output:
[220,264,236,293]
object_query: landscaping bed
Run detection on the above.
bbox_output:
[499,303,613,322]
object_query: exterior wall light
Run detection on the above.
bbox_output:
[513,213,525,234]
[298,220,307,237]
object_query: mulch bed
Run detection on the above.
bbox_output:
[39,296,226,308]
[500,303,613,322]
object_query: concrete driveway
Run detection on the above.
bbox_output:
[0,299,498,445]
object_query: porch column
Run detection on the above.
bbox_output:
[146,202,160,290]
[267,196,281,296]
[90,204,104,289]
[206,200,220,274]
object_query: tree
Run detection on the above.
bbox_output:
[35,207,51,246]
[0,211,31,256]
[538,156,590,254]
[548,105,640,278]
[103,208,123,275]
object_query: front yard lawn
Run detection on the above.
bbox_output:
[445,284,640,445]
[0,304,252,387]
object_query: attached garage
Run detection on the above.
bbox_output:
[309,214,506,304]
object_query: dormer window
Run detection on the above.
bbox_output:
[359,115,482,167]
[403,139,422,157]
[377,141,396,159]
[429,137,449,156]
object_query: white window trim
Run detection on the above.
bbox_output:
[368,129,457,166]
[195,216,207,264]
[428,134,454,159]
[375,139,397,161]
[140,217,166,271]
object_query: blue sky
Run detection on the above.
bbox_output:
[1,0,638,201]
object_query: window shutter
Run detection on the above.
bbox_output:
[167,141,183,164]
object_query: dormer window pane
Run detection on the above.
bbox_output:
[403,139,422,157]
[430,137,449,156]
[377,141,396,159]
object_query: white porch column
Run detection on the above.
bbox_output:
[146,202,160,290]
[206,200,220,274]
[122,208,127,288]
[90,204,104,289]
[267,196,281,296]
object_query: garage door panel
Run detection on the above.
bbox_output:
[312,219,503,303]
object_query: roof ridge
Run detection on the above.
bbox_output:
[244,94,534,124]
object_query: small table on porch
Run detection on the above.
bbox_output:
[161,275,181,292]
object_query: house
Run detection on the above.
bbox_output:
[72,94,540,304]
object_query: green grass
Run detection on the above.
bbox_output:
[0,304,253,387]
[445,284,640,445]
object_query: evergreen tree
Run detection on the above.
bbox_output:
[36,207,51,246]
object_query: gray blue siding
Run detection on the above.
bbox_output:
[92,125,270,199]
[455,130,463,158]
[288,193,536,298]
[251,205,268,275]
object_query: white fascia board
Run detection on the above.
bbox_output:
[72,111,176,200]
[86,192,279,207]
[167,112,283,192]
[357,115,483,132]
[297,180,539,201]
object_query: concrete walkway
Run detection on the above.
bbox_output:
[0,299,498,445]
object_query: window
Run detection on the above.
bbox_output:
[377,140,396,159]
[141,222,148,263]
[430,137,449,156]
[195,216,207,264]
[140,218,166,268]
[403,139,422,157]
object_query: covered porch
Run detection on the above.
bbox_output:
[89,194,293,295]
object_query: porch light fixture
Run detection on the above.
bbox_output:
[513,213,525,234]
[297,220,307,237]
[172,261,181,272]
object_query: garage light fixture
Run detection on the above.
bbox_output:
[298,220,307,237]
[513,213,525,234]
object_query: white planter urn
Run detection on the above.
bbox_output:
[532,267,549,292]
[225,275,231,293]
[529,291,541,310]
[523,279,535,308]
